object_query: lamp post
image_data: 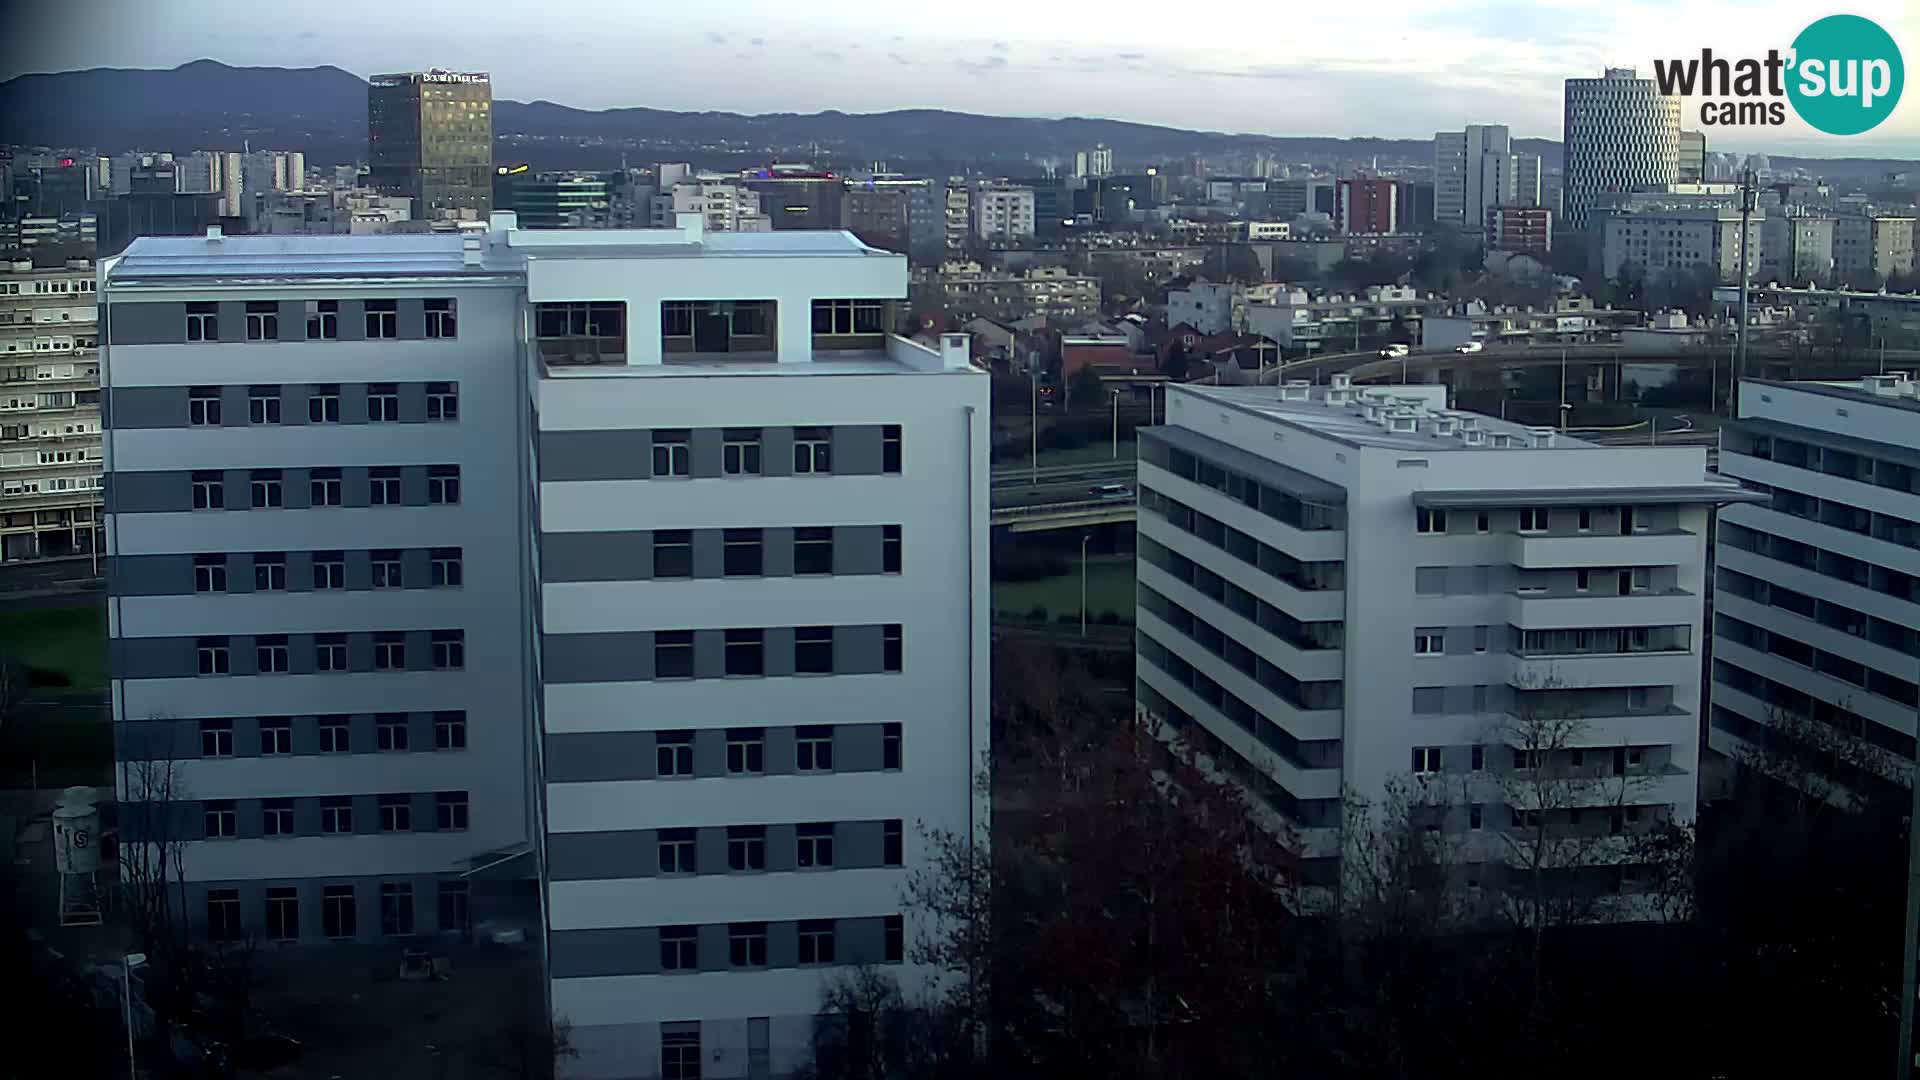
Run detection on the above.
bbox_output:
[1111,389,1121,460]
[1080,533,1091,638]
[1029,361,1039,485]
[122,952,146,1080]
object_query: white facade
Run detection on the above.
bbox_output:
[1712,377,1920,802]
[1434,125,1541,231]
[1,259,103,562]
[1562,69,1681,231]
[1137,380,1750,901]
[1166,282,1239,335]
[1598,204,1763,283]
[1832,214,1917,280]
[972,184,1036,241]
[650,176,770,233]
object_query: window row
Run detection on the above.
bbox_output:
[189,630,466,676]
[187,465,460,509]
[1416,504,1665,537]
[205,880,470,943]
[1136,629,1343,771]
[1141,433,1347,531]
[648,425,902,478]
[1139,536,1342,651]
[190,711,467,757]
[1719,520,1920,602]
[1405,742,1654,779]
[1737,430,1920,498]
[1139,682,1344,829]
[652,723,901,777]
[185,381,458,425]
[196,790,470,840]
[650,625,902,679]
[1138,588,1344,712]
[646,525,899,579]
[1717,614,1919,709]
[651,819,905,875]
[189,548,463,593]
[183,298,457,343]
[648,915,905,976]
[1748,477,1920,553]
[1712,660,1916,763]
[1717,566,1920,659]
[1139,486,1345,591]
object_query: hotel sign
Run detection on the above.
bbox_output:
[421,72,489,84]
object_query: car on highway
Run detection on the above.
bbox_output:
[1454,340,1484,354]
[1378,343,1410,358]
[1089,483,1133,500]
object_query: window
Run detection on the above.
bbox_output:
[722,429,761,475]
[204,800,237,838]
[1476,511,1489,533]
[661,302,694,338]
[655,630,694,678]
[798,919,836,965]
[883,525,901,573]
[794,427,831,473]
[420,380,459,421]
[253,552,286,591]
[727,825,767,871]
[1621,506,1639,533]
[373,633,406,671]
[185,302,218,342]
[812,299,885,335]
[1471,745,1485,771]
[365,299,398,339]
[656,731,694,777]
[797,822,835,868]
[653,530,692,578]
[427,465,460,504]
[884,914,904,963]
[266,888,298,942]
[432,630,465,670]
[652,430,690,477]
[1629,567,1650,593]
[262,797,294,836]
[371,714,412,757]
[320,797,353,834]
[200,718,234,757]
[319,716,350,753]
[194,554,227,593]
[1518,507,1549,533]
[796,726,834,771]
[259,716,292,754]
[883,723,902,770]
[1414,630,1443,656]
[662,926,699,970]
[1577,508,1592,532]
[250,469,283,508]
[883,819,904,866]
[882,424,902,473]
[207,888,242,941]
[188,386,222,425]
[438,882,470,936]
[192,471,223,510]
[794,527,833,574]
[1512,808,1541,830]
[727,728,765,775]
[371,551,403,588]
[307,383,341,423]
[795,626,834,674]
[436,791,469,831]
[311,553,345,588]
[425,298,457,338]
[323,885,356,939]
[662,1026,701,1080]
[1416,507,1446,534]
[883,624,903,672]
[430,548,463,588]
[1575,569,1590,592]
[723,529,763,576]
[306,300,339,340]
[1470,804,1484,830]
[367,383,399,422]
[658,829,697,874]
[380,882,414,936]
[1627,686,1652,711]
[725,628,765,676]
[370,467,401,505]
[378,794,412,832]
[1412,746,1443,774]
[197,637,230,675]
[730,923,769,968]
[247,386,281,424]
[310,468,342,506]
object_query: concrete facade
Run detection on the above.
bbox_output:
[1,258,103,562]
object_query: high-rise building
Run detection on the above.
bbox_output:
[1075,144,1114,178]
[1135,378,1754,900]
[101,214,987,1077]
[1485,205,1554,257]
[943,179,970,255]
[972,184,1036,241]
[1335,175,1398,234]
[1678,130,1707,184]
[0,257,102,562]
[1712,375,1920,805]
[743,165,843,231]
[368,70,494,222]
[1433,125,1541,232]
[1832,213,1917,281]
[1562,68,1681,232]
[649,175,768,232]
[499,173,610,229]
[840,176,925,255]
[1395,181,1437,232]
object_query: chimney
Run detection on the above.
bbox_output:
[205,224,223,242]
[940,333,970,370]
[489,210,519,236]
[462,233,483,267]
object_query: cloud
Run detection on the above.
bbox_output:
[991,41,1010,52]
[1117,51,1146,61]
[297,30,317,40]
[707,31,728,44]
[958,55,1010,73]
[888,52,912,65]
[750,36,765,47]
[813,49,843,63]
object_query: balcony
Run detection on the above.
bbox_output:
[1505,528,1698,569]
[1505,589,1698,629]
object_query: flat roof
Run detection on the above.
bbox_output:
[1144,425,1346,504]
[1413,486,1764,508]
[1748,377,1920,415]
[1180,384,1599,452]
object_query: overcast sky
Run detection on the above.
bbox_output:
[7,0,1917,157]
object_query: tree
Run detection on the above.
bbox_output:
[1160,343,1191,383]
[802,968,980,1080]
[1066,364,1106,414]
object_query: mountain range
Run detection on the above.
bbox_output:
[2,60,1911,179]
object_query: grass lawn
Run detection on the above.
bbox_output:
[0,603,107,692]
[993,554,1137,623]
[1033,440,1138,469]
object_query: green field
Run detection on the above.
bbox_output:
[992,554,1137,623]
[0,602,110,786]
[0,603,107,692]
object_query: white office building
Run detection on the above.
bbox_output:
[2,258,103,562]
[1712,376,1920,804]
[1596,201,1764,283]
[101,214,988,1080]
[972,184,1036,242]
[1134,378,1753,903]
[649,176,771,233]
[1433,124,1541,231]
[1562,69,1681,232]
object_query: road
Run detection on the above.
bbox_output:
[992,462,1137,509]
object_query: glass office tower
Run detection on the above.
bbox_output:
[368,70,494,222]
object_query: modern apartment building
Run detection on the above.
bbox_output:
[101,214,989,1080]
[1594,198,1763,284]
[651,176,770,233]
[1485,206,1554,258]
[1760,213,1836,283]
[1,257,103,562]
[1678,130,1707,184]
[1334,176,1398,235]
[1562,68,1680,231]
[1134,378,1754,901]
[1711,376,1920,804]
[972,184,1036,242]
[1433,125,1541,231]
[368,70,494,222]
[1832,213,1917,281]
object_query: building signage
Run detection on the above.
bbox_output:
[422,72,489,84]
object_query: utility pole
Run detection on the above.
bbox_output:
[1559,346,1568,430]
[1736,168,1755,406]
[1029,356,1038,485]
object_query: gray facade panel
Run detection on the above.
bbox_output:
[278,300,306,338]
[111,470,186,514]
[397,298,427,341]
[693,629,725,679]
[693,728,727,778]
[236,799,264,840]
[834,525,884,575]
[541,631,651,684]
[690,529,724,579]
[219,385,249,428]
[116,719,195,761]
[215,302,247,343]
[761,427,795,478]
[280,383,310,426]
[400,466,429,507]
[397,382,428,423]
[551,928,660,978]
[765,824,798,873]
[546,731,656,783]
[764,626,795,678]
[108,386,188,429]
[401,549,432,590]
[763,527,794,576]
[764,728,797,776]
[108,302,185,345]
[118,636,198,680]
[838,821,885,869]
[833,425,884,476]
[539,430,651,483]
[351,795,380,836]
[336,300,366,342]
[837,724,884,773]
[112,553,190,597]
[835,624,885,675]
[689,427,724,479]
[547,830,652,881]
[338,383,369,423]
[840,916,889,965]
[540,531,651,582]
[696,827,728,876]
[767,921,799,968]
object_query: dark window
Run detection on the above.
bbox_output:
[435,711,467,750]
[253,552,286,591]
[196,636,230,675]
[432,630,465,670]
[883,525,902,573]
[426,381,458,420]
[378,794,411,832]
[206,888,242,941]
[431,548,463,587]
[185,302,217,342]
[654,630,694,678]
[373,632,405,669]
[365,299,398,339]
[247,385,281,424]
[428,465,460,504]
[188,386,221,426]
[727,728,765,774]
[204,800,236,838]
[660,926,698,970]
[192,470,223,509]
[306,300,339,340]
[656,731,694,776]
[379,881,414,935]
[653,430,690,477]
[200,718,233,757]
[729,923,769,968]
[266,887,299,941]
[193,554,227,593]
[258,716,292,754]
[249,469,283,508]
[308,384,340,422]
[797,919,836,964]
[796,725,834,771]
[723,429,762,475]
[245,301,279,341]
[653,531,692,578]
[313,552,345,589]
[883,819,904,866]
[424,298,457,339]
[376,712,409,750]
[435,791,469,831]
[882,424,902,473]
[370,549,403,588]
[727,825,767,871]
[367,383,399,422]
[797,822,835,868]
[438,882,470,935]
[884,914,904,963]
[723,529,763,576]
[883,724,902,770]
[263,798,294,836]
[795,626,833,674]
[310,468,343,506]
[323,885,355,938]
[658,828,697,874]
[794,527,833,574]
[883,624,903,672]
[319,716,350,753]
[662,1027,701,1080]
[320,797,352,833]
[316,634,347,672]
[794,427,831,473]
[725,628,764,676]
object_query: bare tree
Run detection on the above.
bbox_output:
[119,729,193,978]
[479,1016,578,1080]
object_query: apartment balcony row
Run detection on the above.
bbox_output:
[536,299,916,368]
[1505,587,1697,630]
[1507,625,1695,689]
[1505,528,1699,570]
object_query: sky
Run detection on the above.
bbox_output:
[6,0,1919,158]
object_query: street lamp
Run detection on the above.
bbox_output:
[122,951,146,1080]
[1029,361,1039,486]
[1080,533,1092,638]
[1110,389,1121,460]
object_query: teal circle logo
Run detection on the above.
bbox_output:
[1787,14,1904,135]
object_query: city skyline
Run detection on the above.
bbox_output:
[9,0,1917,159]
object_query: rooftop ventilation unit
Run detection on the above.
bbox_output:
[1491,432,1513,448]
[1457,415,1480,431]
[1863,373,1906,396]
[1388,412,1419,434]
[1432,416,1459,436]
[1279,380,1311,402]
[1324,388,1350,406]
[1527,426,1557,448]
[1461,428,1488,446]
[1330,372,1353,391]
